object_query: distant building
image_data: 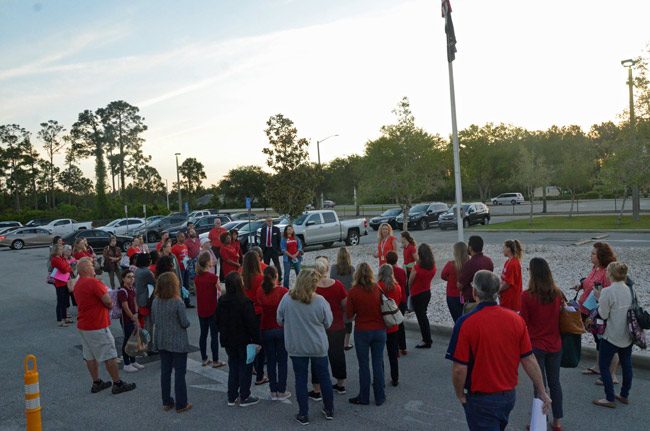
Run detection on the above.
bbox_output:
[534,186,560,198]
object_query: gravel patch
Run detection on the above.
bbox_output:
[301,242,650,349]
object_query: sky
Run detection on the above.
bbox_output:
[1,0,649,187]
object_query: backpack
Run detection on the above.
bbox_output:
[108,288,126,320]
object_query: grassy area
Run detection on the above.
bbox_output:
[484,215,650,230]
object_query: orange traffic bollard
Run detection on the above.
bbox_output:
[24,354,42,431]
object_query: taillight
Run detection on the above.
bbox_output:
[363,219,368,227]
[0,236,5,241]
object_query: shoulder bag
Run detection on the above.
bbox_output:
[626,284,648,349]
[380,288,404,327]
[559,292,586,335]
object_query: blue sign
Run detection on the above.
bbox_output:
[183,202,189,214]
[245,197,251,209]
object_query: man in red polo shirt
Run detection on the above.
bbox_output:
[446,270,550,430]
[74,258,136,395]
[458,236,494,307]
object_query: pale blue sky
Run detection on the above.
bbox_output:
[1,0,649,185]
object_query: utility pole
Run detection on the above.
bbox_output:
[315,134,338,209]
[621,59,639,221]
[175,153,182,213]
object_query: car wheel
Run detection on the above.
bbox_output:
[440,226,447,231]
[147,231,158,243]
[122,241,132,252]
[345,230,360,246]
[511,199,516,205]
[418,219,428,231]
[11,239,24,250]
[463,218,469,228]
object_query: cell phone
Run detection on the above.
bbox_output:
[594,282,603,293]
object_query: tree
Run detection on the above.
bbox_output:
[69,110,108,213]
[58,165,94,203]
[37,120,66,208]
[323,155,363,213]
[263,114,315,217]
[0,124,34,211]
[217,165,271,208]
[514,133,550,225]
[178,157,207,199]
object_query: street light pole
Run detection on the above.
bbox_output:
[175,153,182,213]
[165,179,170,211]
[316,134,338,209]
[621,59,639,221]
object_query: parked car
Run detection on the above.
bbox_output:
[394,202,449,230]
[230,212,256,221]
[145,215,166,224]
[41,218,93,235]
[255,215,291,243]
[25,218,53,227]
[0,227,53,250]
[96,218,145,235]
[369,208,402,231]
[323,200,336,208]
[0,221,22,229]
[292,210,368,248]
[62,229,133,252]
[238,220,266,253]
[491,192,524,205]
[168,214,232,238]
[0,226,21,235]
[438,202,491,230]
[187,209,213,224]
[132,214,188,242]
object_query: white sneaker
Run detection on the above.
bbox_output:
[123,364,138,373]
[275,392,292,401]
[132,362,145,370]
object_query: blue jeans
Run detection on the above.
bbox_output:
[291,356,334,417]
[463,390,516,431]
[599,339,633,402]
[533,349,563,419]
[159,350,188,409]
[226,346,253,402]
[199,313,219,362]
[120,320,135,365]
[282,258,301,288]
[354,329,386,404]
[262,328,288,393]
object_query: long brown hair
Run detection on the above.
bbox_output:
[452,241,469,274]
[242,250,261,290]
[261,266,278,294]
[335,247,353,275]
[377,264,396,292]
[289,268,319,304]
[156,272,180,300]
[504,239,524,260]
[353,262,375,291]
[593,242,616,268]
[417,243,435,270]
[527,257,562,304]
[400,231,416,246]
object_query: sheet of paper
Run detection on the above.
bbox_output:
[529,398,547,431]
[147,284,154,297]
[582,290,598,311]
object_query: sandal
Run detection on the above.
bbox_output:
[595,378,619,386]
[615,395,629,405]
[582,367,600,375]
[212,361,226,368]
[255,377,269,385]
[592,399,616,408]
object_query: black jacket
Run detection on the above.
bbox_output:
[216,294,259,349]
[260,225,281,252]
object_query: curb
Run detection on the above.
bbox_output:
[403,320,650,370]
[472,229,650,233]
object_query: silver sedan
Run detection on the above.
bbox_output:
[0,227,53,250]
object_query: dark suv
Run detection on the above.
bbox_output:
[438,202,490,230]
[168,214,232,238]
[394,202,449,230]
[133,214,188,242]
[369,208,402,231]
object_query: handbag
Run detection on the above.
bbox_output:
[559,293,586,334]
[585,308,607,336]
[124,328,148,357]
[380,289,404,327]
[626,284,647,349]
[560,333,582,368]
[627,283,650,330]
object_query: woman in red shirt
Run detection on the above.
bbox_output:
[219,232,241,277]
[520,257,563,431]
[374,223,396,267]
[127,236,141,260]
[242,250,267,385]
[400,231,417,310]
[195,252,226,368]
[281,225,303,288]
[378,264,403,387]
[440,241,469,322]
[347,263,386,406]
[50,244,73,327]
[408,244,436,348]
[499,239,523,312]
[256,266,290,400]
[309,257,348,398]
[230,230,242,264]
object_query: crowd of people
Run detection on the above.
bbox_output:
[46,217,644,429]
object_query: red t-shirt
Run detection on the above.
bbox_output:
[155,241,164,251]
[208,227,227,248]
[117,286,137,324]
[347,284,385,331]
[379,281,402,333]
[260,261,268,272]
[403,243,417,268]
[500,258,523,312]
[244,273,264,315]
[127,247,139,258]
[220,245,240,277]
[285,236,299,256]
[50,255,73,288]
[73,251,89,261]
[316,280,348,331]
[74,277,111,331]
[578,266,611,315]
[195,271,220,318]
[410,264,436,297]
[446,303,533,394]
[148,264,157,277]
[256,286,288,330]
[441,260,460,297]
[171,243,189,270]
[378,236,397,266]
[186,238,201,259]
[232,240,241,262]
[520,291,562,352]
[391,265,407,304]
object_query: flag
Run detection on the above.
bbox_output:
[441,0,457,62]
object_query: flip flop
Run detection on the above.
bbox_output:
[592,399,616,408]
[212,361,226,368]
[582,367,600,375]
[595,378,619,386]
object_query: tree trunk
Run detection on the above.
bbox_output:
[568,190,575,218]
[617,187,628,224]
[119,117,125,194]
[528,187,534,225]
[542,185,547,213]
[402,203,411,232]
[632,185,640,221]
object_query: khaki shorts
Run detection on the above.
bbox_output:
[78,328,118,362]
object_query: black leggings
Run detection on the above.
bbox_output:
[55,286,69,322]
[412,291,432,345]
[386,331,399,382]
[312,329,347,384]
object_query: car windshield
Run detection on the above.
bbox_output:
[239,221,264,234]
[293,213,310,225]
[445,204,470,214]
[410,204,429,214]
[382,208,401,217]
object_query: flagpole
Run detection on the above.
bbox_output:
[447,61,464,241]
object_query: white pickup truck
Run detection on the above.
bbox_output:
[292,210,368,248]
[42,218,93,235]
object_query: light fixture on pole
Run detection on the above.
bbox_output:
[175,153,182,213]
[316,134,339,209]
[165,179,170,211]
[621,58,640,221]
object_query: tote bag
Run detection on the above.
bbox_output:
[560,333,581,368]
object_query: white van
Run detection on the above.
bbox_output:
[491,193,525,205]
